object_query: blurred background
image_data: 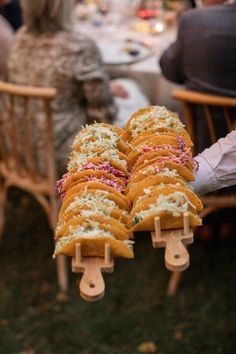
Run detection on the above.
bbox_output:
[1,188,236,354]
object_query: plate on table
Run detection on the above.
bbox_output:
[98,40,152,65]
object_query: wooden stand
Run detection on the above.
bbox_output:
[71,243,114,301]
[151,213,193,272]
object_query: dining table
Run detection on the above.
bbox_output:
[74,9,184,111]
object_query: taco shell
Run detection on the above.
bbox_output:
[126,175,187,202]
[61,182,131,211]
[132,151,195,176]
[59,203,129,226]
[54,236,134,258]
[130,210,201,232]
[129,161,195,185]
[131,184,203,213]
[69,157,129,177]
[56,216,130,241]
[61,170,126,193]
[57,213,132,239]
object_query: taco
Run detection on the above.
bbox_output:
[54,219,134,258]
[131,183,203,212]
[129,130,192,148]
[59,188,130,219]
[128,134,192,167]
[67,148,129,173]
[61,170,126,194]
[128,162,195,186]
[131,150,196,176]
[125,105,187,138]
[59,201,129,226]
[69,158,129,178]
[59,188,130,221]
[56,215,131,240]
[126,175,187,202]
[125,105,177,130]
[72,123,132,154]
[61,181,130,211]
[54,236,134,259]
[129,190,202,231]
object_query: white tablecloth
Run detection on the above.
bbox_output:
[74,18,183,111]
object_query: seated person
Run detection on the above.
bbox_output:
[159,0,236,152]
[8,0,149,173]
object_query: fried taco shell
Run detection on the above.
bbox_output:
[59,187,130,218]
[59,201,128,225]
[128,161,195,185]
[126,175,187,202]
[130,211,201,232]
[128,135,192,167]
[61,182,130,211]
[54,235,134,258]
[69,157,129,178]
[131,184,203,212]
[57,211,132,237]
[59,203,129,226]
[56,215,131,240]
[130,129,192,148]
[132,152,195,176]
[67,148,129,174]
[61,170,126,193]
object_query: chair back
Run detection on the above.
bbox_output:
[0,81,58,227]
[172,88,236,216]
[172,89,236,154]
[0,81,69,291]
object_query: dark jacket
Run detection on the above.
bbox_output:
[0,0,22,31]
[160,3,236,97]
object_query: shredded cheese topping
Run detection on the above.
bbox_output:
[129,106,185,137]
[67,149,128,171]
[132,191,197,224]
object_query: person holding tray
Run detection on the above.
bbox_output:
[190,129,236,195]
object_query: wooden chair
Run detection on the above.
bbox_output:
[167,88,236,295]
[0,81,68,292]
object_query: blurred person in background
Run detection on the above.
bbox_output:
[159,0,236,152]
[7,0,116,173]
[160,0,236,98]
[0,10,13,80]
[7,0,149,173]
[0,0,22,30]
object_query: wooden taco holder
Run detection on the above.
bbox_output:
[71,243,114,301]
[151,212,193,272]
[71,212,193,301]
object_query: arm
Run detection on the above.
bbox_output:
[159,15,186,84]
[72,35,117,123]
[0,15,14,79]
[189,130,236,195]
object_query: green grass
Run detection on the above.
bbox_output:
[0,190,236,354]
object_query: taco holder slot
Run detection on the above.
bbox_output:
[151,212,193,272]
[72,243,114,301]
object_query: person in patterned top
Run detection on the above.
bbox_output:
[7,0,119,174]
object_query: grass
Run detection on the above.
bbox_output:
[0,189,236,354]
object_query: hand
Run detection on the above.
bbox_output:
[110,83,129,99]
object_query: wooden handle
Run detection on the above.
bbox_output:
[79,258,106,302]
[165,236,189,272]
